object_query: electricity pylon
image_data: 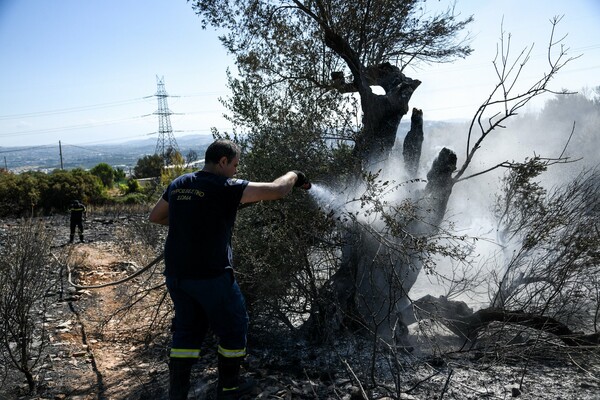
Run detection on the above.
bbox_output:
[154,75,180,165]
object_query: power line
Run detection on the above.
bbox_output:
[0,90,228,121]
[0,128,225,150]
[179,92,226,98]
[64,134,158,146]
[0,97,154,120]
[61,143,106,153]
[0,144,57,154]
[0,115,151,138]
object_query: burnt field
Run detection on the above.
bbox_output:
[0,213,598,399]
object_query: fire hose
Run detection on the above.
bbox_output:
[51,252,164,290]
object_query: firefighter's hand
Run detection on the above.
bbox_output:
[292,171,311,190]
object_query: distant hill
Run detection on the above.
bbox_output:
[1,123,471,174]
[1,135,214,173]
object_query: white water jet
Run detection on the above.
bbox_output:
[308,183,345,216]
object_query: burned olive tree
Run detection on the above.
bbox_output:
[190,1,581,347]
[191,0,470,329]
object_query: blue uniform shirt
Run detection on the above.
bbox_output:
[162,171,249,279]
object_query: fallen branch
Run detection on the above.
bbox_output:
[457,309,600,347]
[413,295,600,347]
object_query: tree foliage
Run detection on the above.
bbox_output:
[114,167,126,182]
[192,0,472,161]
[193,0,472,67]
[0,169,105,217]
[90,162,115,188]
[133,154,164,179]
[160,150,190,186]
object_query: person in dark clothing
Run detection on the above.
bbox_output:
[149,139,310,400]
[68,200,86,243]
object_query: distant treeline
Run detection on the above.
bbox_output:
[0,167,154,218]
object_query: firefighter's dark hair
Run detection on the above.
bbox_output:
[204,139,240,164]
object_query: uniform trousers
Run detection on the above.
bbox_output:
[166,270,249,359]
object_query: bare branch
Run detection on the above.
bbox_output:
[454,17,581,182]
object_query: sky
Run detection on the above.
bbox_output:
[0,0,599,149]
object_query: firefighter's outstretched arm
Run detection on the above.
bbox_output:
[241,171,309,204]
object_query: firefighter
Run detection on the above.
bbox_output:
[149,139,310,399]
[68,199,86,243]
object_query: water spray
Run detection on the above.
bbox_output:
[307,182,347,217]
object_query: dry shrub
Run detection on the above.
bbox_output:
[0,219,58,393]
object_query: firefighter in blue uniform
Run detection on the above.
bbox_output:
[68,200,86,243]
[149,139,310,399]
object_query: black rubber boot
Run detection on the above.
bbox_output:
[216,354,255,399]
[169,358,195,400]
[79,234,84,243]
[69,234,74,243]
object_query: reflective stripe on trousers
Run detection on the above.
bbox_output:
[170,348,200,359]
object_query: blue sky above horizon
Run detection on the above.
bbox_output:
[1,0,599,148]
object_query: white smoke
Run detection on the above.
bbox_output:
[308,90,600,311]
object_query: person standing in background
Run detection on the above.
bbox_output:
[68,199,86,243]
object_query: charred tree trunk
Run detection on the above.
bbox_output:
[354,63,421,163]
[330,62,421,164]
[314,143,458,345]
[402,108,424,177]
[420,147,458,230]
[350,147,457,344]
[310,42,458,345]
